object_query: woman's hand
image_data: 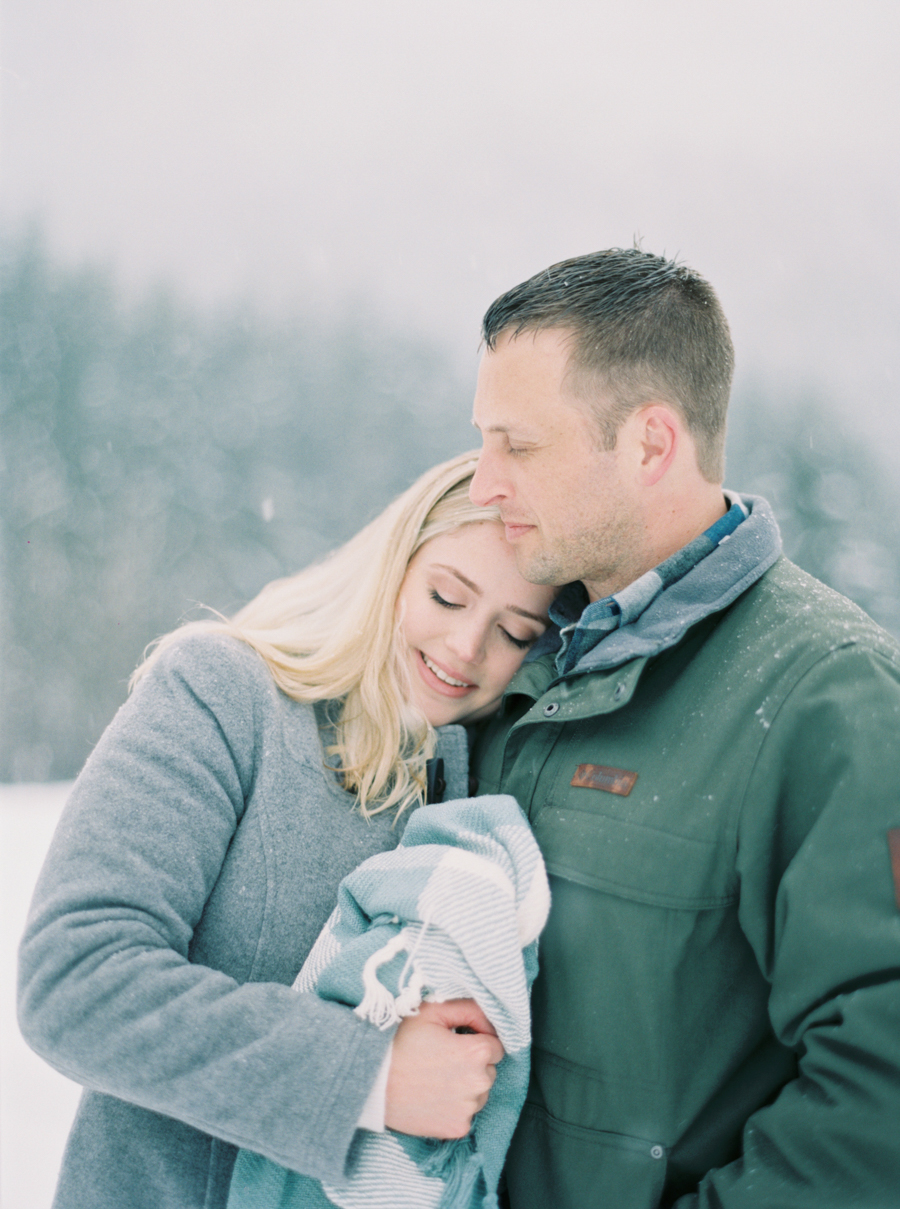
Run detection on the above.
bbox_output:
[384,999,505,1137]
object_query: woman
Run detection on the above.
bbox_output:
[18,451,556,1209]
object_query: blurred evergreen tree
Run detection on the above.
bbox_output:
[727,385,900,636]
[0,229,473,780]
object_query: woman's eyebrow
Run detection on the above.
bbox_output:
[507,605,549,625]
[432,565,548,626]
[434,564,481,594]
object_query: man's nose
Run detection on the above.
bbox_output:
[469,451,503,507]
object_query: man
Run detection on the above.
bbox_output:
[465,248,900,1207]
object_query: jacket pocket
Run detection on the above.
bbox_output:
[533,803,736,909]
[505,1102,667,1209]
[529,808,742,1090]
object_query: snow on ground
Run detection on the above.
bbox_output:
[1,782,81,1209]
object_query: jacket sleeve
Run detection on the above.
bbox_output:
[16,635,391,1185]
[676,643,900,1207]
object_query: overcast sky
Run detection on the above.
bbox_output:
[3,0,899,446]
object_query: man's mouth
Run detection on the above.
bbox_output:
[503,521,534,540]
[420,652,475,689]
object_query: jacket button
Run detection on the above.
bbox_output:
[542,702,560,717]
[650,1145,664,1160]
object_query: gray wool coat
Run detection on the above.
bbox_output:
[17,633,470,1209]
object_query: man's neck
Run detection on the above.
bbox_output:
[645,487,730,570]
[583,488,729,604]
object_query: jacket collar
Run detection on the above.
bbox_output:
[566,492,782,674]
[524,493,782,678]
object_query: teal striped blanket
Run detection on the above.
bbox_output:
[227,794,550,1209]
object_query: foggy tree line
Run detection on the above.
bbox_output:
[3,228,900,781]
[1,229,474,780]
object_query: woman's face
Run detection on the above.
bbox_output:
[397,521,556,727]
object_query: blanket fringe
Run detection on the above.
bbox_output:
[420,1135,485,1208]
[353,928,426,1029]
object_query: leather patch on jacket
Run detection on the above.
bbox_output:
[888,829,900,910]
[571,764,638,797]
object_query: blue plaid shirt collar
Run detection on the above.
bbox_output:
[551,494,749,676]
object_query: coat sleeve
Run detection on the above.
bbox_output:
[16,634,391,1185]
[676,643,900,1207]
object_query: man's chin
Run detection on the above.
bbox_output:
[514,547,569,589]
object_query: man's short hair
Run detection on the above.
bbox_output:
[482,248,734,482]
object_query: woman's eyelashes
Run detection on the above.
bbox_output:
[501,629,537,651]
[428,587,539,651]
[429,588,460,609]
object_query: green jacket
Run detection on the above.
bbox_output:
[473,558,900,1208]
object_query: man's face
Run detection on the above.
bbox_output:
[469,328,647,601]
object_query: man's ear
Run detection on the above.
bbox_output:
[633,405,679,486]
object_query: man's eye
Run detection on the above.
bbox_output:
[430,589,461,609]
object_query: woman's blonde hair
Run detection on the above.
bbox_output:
[132,451,501,817]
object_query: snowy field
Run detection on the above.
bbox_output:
[1,782,81,1209]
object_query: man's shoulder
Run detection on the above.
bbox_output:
[725,555,900,664]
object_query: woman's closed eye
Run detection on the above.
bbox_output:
[501,628,538,651]
[430,588,462,609]
[430,590,542,650]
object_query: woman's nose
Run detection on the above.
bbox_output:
[446,620,487,666]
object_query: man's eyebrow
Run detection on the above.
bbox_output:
[433,565,548,625]
[472,421,513,433]
[471,418,538,442]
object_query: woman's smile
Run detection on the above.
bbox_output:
[417,649,477,694]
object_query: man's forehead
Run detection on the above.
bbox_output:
[472,349,593,436]
[470,393,538,435]
[475,327,583,394]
